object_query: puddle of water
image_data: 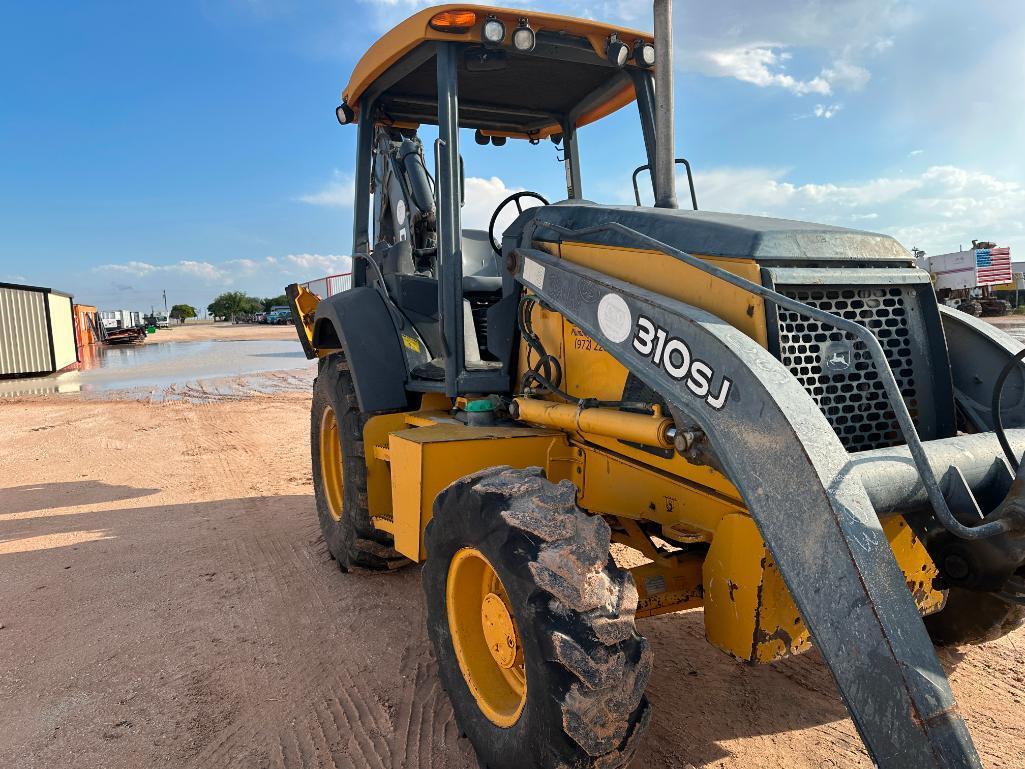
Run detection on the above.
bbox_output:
[994,323,1025,342]
[0,340,314,399]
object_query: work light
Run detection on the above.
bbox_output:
[635,41,656,68]
[606,34,629,67]
[512,19,535,52]
[482,16,505,45]
[336,103,355,125]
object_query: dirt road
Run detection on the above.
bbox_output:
[3,385,1025,768]
[147,322,295,343]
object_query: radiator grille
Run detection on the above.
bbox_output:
[776,286,917,452]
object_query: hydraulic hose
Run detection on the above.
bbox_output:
[991,347,1025,471]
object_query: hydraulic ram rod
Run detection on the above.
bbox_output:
[511,397,675,448]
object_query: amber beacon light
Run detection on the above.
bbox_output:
[429,10,478,33]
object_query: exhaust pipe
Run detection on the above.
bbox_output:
[653,0,678,209]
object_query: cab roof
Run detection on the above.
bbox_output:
[343,4,654,139]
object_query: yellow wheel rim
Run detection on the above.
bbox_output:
[319,405,344,522]
[447,547,527,727]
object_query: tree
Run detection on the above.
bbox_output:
[169,304,197,325]
[207,291,255,323]
[241,296,263,316]
[263,294,289,312]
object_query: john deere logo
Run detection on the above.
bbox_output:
[823,342,854,372]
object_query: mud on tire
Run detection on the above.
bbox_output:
[423,466,652,769]
[311,354,407,571]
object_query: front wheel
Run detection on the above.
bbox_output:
[310,355,407,571]
[423,466,652,769]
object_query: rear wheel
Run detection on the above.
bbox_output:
[311,355,407,571]
[423,466,652,769]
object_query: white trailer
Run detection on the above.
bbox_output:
[99,309,143,329]
[925,246,1012,291]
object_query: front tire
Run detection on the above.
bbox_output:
[311,355,407,571]
[423,466,652,769]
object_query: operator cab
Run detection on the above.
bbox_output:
[331,5,660,396]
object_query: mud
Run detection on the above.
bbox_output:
[0,326,312,401]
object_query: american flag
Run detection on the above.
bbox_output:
[975,246,1012,285]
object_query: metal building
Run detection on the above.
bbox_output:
[0,282,79,378]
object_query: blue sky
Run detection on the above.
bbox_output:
[1,0,1022,314]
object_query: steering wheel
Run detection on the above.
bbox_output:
[488,191,550,254]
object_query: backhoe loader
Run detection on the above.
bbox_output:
[287,4,1025,767]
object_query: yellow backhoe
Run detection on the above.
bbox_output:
[287,4,1025,767]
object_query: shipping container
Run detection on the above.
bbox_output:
[74,304,98,348]
[301,272,352,299]
[0,282,79,378]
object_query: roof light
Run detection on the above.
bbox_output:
[512,19,535,52]
[491,136,507,147]
[482,16,505,45]
[474,129,491,145]
[634,41,655,68]
[429,10,477,33]
[606,34,629,68]
[336,102,355,126]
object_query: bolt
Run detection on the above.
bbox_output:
[673,430,701,453]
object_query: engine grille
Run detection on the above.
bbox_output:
[776,286,919,453]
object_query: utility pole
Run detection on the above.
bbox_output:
[162,290,167,315]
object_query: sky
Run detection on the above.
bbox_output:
[0,0,1022,315]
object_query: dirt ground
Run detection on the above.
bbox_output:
[3,383,1025,768]
[148,322,295,343]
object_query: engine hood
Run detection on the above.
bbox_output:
[523,203,913,265]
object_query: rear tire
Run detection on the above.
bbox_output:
[311,354,407,571]
[423,466,652,769]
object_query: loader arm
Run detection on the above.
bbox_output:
[512,247,982,769]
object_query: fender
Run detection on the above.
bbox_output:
[311,286,410,413]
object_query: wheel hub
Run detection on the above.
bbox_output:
[319,405,344,522]
[481,592,518,669]
[446,547,527,727]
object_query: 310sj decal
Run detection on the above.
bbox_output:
[632,315,732,410]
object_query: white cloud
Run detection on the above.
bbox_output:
[461,176,532,232]
[94,260,233,282]
[703,45,831,95]
[280,253,353,275]
[909,149,924,157]
[689,164,1025,256]
[298,171,355,208]
[813,103,843,119]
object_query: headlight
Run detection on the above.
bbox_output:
[482,16,505,45]
[512,19,535,52]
